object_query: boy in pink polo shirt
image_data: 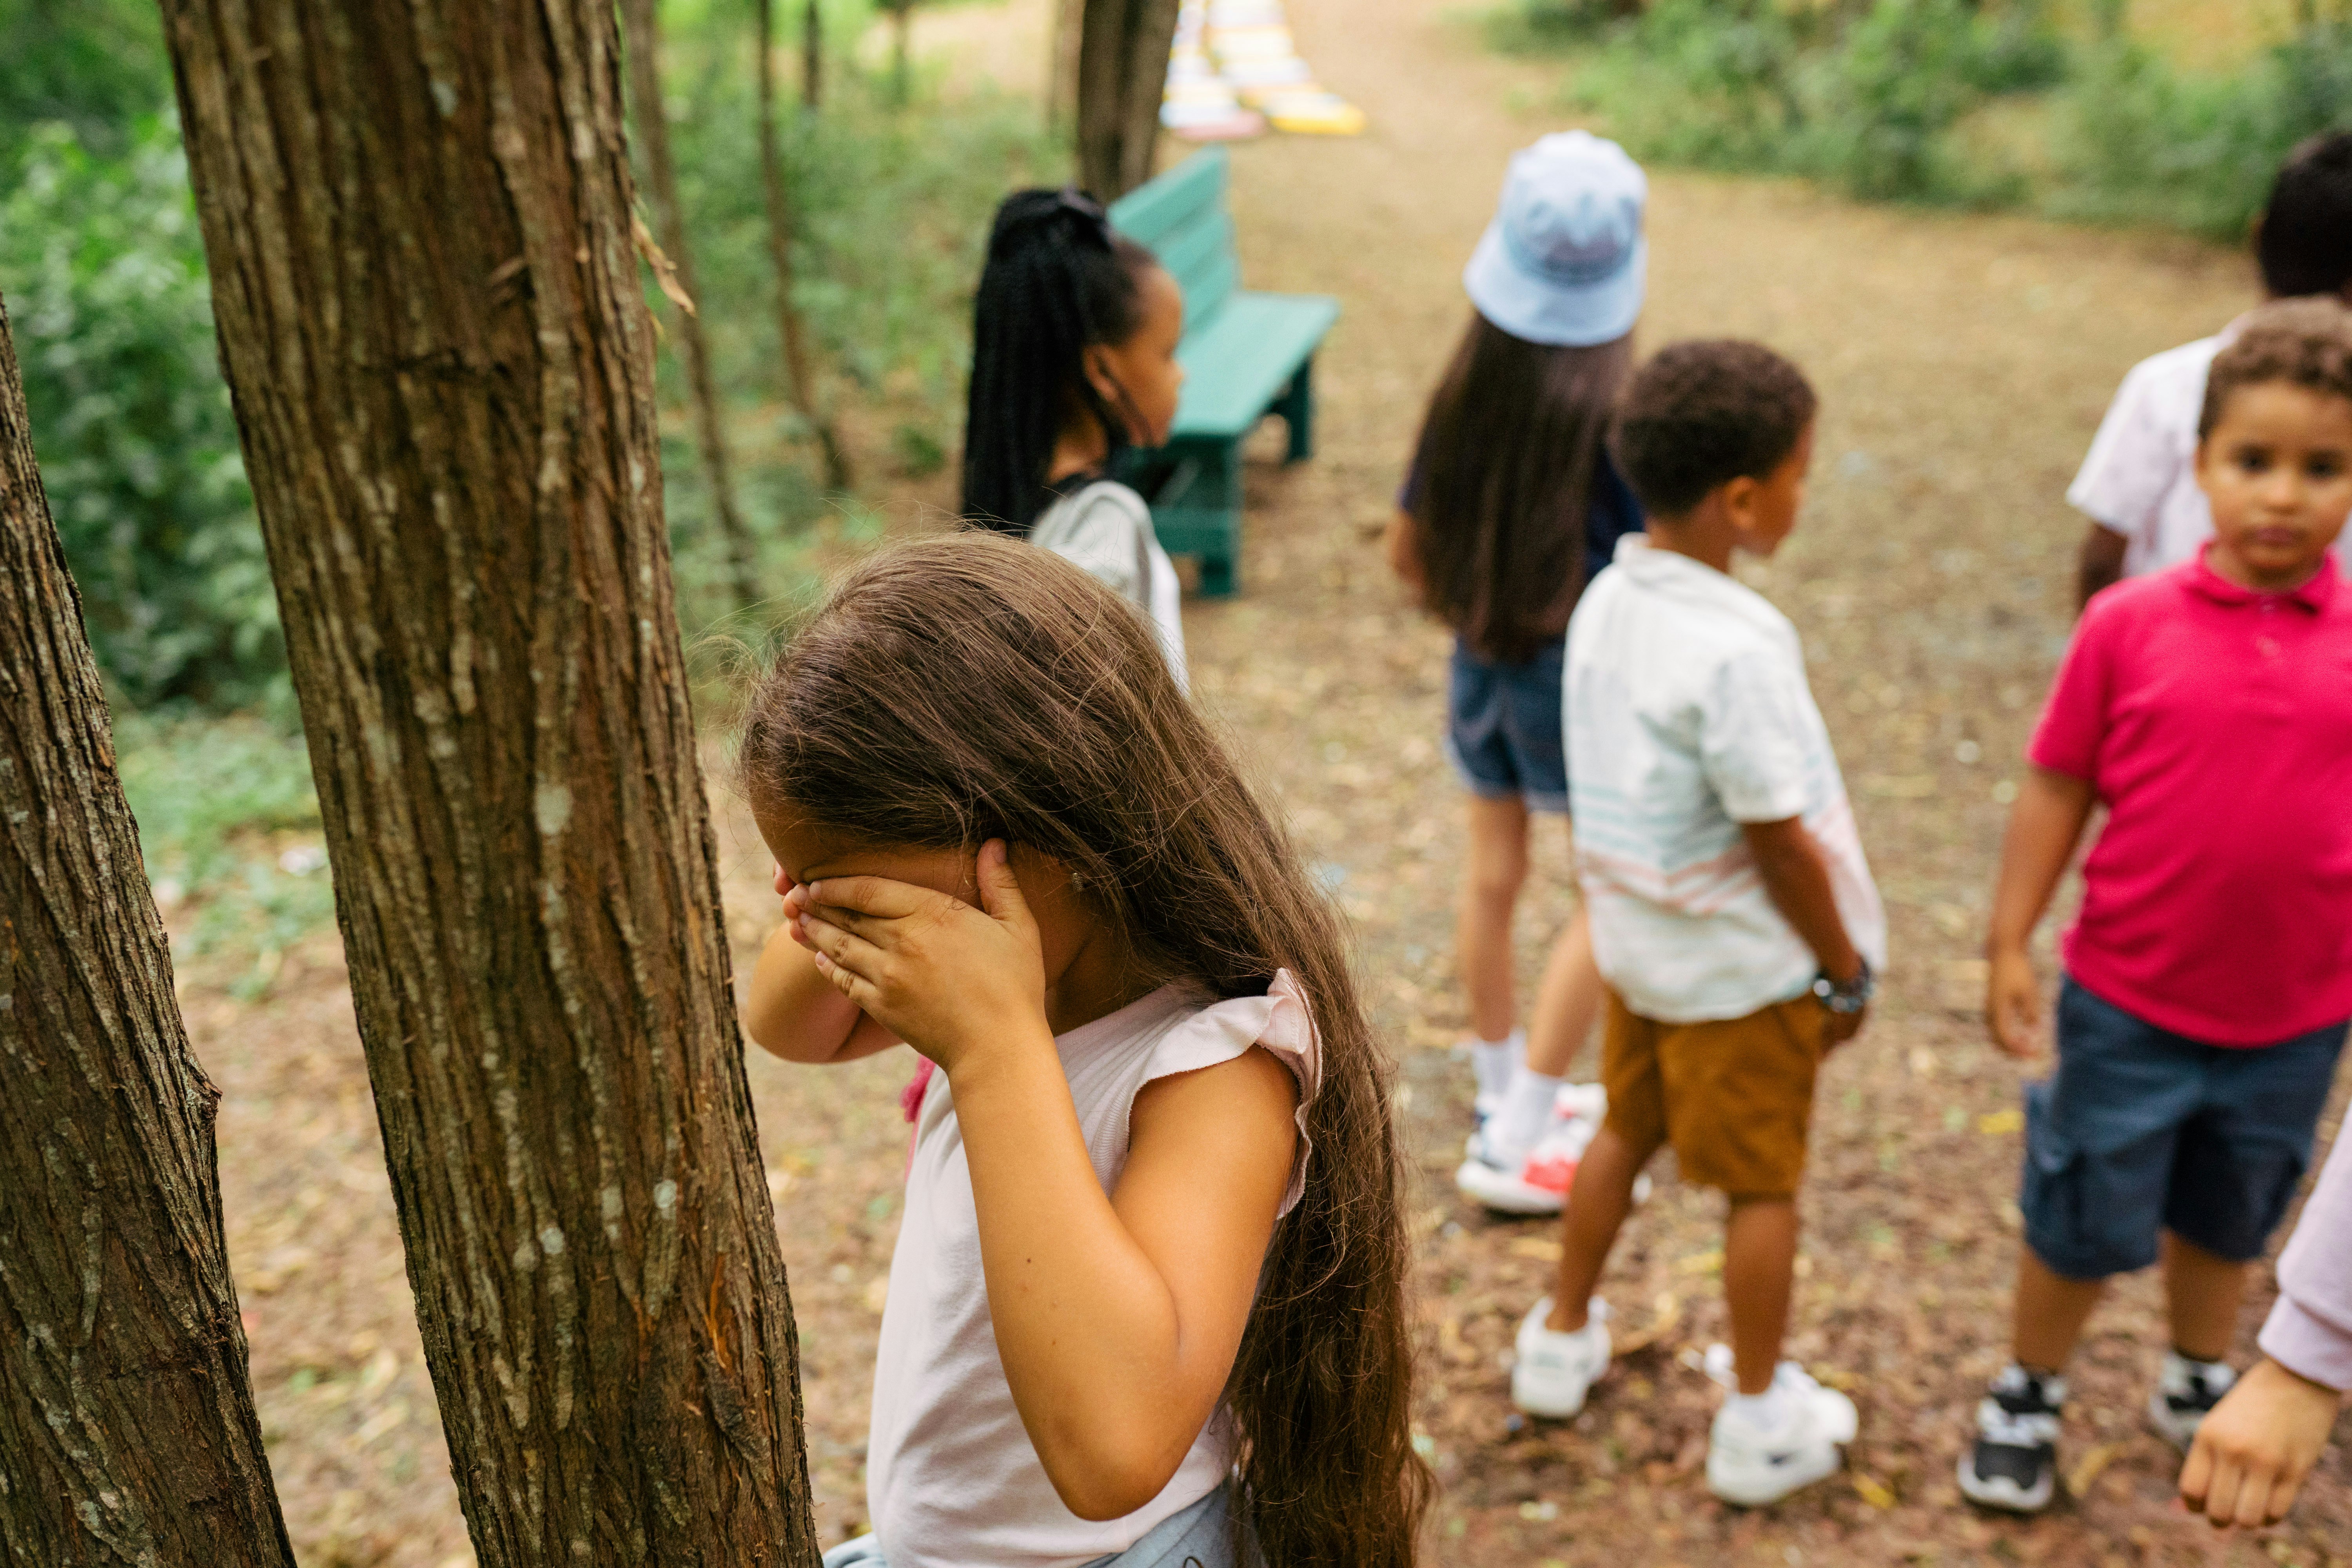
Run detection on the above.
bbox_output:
[1960,299,2352,1514]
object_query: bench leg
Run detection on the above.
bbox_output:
[1200,439,1241,597]
[1278,355,1316,463]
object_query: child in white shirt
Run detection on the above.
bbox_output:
[2069,132,2352,606]
[1510,341,1886,1510]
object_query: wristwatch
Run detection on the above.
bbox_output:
[1811,957,1875,1016]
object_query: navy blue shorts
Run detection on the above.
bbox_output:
[2020,977,2347,1281]
[1445,635,1568,813]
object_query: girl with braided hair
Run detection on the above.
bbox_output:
[963,187,1190,682]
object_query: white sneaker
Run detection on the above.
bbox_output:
[2147,1352,2236,1450]
[1704,1360,1858,1507]
[1456,1125,1582,1214]
[1512,1296,1611,1418]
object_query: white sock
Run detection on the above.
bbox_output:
[1469,1029,1524,1100]
[1726,1380,1793,1431]
[1493,1064,1564,1154]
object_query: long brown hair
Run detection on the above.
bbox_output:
[739,534,1428,1567]
[1405,313,1633,662]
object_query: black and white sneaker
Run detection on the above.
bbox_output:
[2148,1351,2236,1450]
[1957,1365,2065,1513]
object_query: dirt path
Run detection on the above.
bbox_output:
[190,2,2346,1564]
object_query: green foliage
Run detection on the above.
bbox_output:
[1539,0,2345,229]
[2049,26,2352,238]
[0,0,168,162]
[2,117,283,711]
[632,0,1062,630]
[114,709,332,994]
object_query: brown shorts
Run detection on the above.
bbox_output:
[1600,989,1828,1199]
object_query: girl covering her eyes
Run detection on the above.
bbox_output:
[740,534,1427,1568]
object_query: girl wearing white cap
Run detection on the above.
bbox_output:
[1384,131,1649,1216]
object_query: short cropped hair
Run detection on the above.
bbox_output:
[1609,340,1818,518]
[2198,296,2352,439]
[2258,132,2352,300]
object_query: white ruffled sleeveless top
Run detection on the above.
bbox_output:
[863,972,1321,1568]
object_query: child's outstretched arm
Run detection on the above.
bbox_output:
[743,864,902,1063]
[1740,816,1867,1044]
[792,844,1299,1521]
[1983,766,2096,1058]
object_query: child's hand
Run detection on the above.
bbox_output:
[789,839,1050,1074]
[2179,1358,2341,1528]
[1986,947,2043,1058]
[773,861,795,899]
[1822,1002,1866,1048]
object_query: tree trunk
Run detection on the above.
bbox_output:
[0,292,295,1566]
[889,1,914,106]
[802,0,823,110]
[620,0,762,611]
[758,0,853,492]
[158,4,820,1564]
[1076,0,1181,201]
[1047,0,1085,133]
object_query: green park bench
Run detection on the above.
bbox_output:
[1108,146,1339,597]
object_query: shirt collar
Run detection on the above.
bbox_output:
[1610,534,1796,637]
[2184,546,2339,612]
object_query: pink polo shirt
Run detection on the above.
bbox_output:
[2029,552,2352,1045]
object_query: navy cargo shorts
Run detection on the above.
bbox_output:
[2020,976,2347,1281]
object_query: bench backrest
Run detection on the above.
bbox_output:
[1108,147,1239,335]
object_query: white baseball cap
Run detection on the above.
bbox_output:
[1462,131,1648,347]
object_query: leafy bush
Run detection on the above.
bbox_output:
[1544,0,2347,225]
[2,117,283,711]
[2049,26,2352,238]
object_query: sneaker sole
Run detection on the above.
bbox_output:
[1954,1451,2055,1513]
[1454,1160,1565,1215]
[1510,1368,1593,1420]
[1706,1441,1841,1507]
[2146,1388,2204,1451]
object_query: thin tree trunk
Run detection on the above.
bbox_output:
[1076,0,1181,201]
[757,0,853,492]
[889,2,913,106]
[158,4,820,1563]
[801,0,822,110]
[621,0,762,611]
[1047,0,1085,133]
[0,292,295,1567]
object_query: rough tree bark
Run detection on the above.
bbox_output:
[1076,0,1181,201]
[0,294,295,1565]
[159,3,820,1563]
[620,0,763,610]
[757,0,853,492]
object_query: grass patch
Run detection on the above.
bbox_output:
[115,709,332,996]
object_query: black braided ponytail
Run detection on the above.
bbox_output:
[962,187,1160,535]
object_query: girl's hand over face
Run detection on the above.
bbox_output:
[790,839,1049,1074]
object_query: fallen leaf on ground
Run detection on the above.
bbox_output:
[1853,1474,1897,1509]
[2067,1441,2120,1498]
[1509,1238,1563,1261]
[1978,1109,2024,1135]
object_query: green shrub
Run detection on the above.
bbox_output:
[2050,27,2352,238]
[2,117,283,711]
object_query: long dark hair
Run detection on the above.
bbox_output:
[963,188,1161,535]
[740,535,1430,1568]
[1404,314,1633,662]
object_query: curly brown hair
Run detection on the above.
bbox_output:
[1608,339,1817,518]
[2199,296,2352,439]
[738,533,1430,1567]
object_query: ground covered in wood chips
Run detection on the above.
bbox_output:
[187,0,2349,1563]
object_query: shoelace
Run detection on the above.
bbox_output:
[1976,1396,2060,1447]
